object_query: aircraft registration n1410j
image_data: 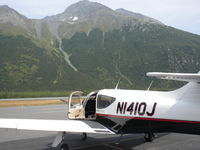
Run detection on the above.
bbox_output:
[1,71,200,150]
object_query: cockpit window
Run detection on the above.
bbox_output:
[97,95,116,109]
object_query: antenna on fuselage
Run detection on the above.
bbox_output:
[115,79,121,89]
[147,80,154,91]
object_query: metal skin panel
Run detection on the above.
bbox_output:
[147,72,200,82]
[96,81,200,122]
[0,119,95,132]
[96,90,200,122]
[0,119,114,134]
[95,81,200,134]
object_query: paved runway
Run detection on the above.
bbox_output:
[0,104,200,150]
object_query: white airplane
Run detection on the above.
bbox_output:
[0,71,200,150]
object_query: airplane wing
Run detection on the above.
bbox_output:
[0,118,114,134]
[147,72,200,82]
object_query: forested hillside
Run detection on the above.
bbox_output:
[0,1,200,92]
[62,24,200,89]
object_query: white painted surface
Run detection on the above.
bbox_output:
[0,119,95,133]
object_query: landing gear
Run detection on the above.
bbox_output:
[52,132,71,150]
[82,132,87,141]
[116,134,123,144]
[52,132,87,150]
[144,132,154,142]
[60,144,70,150]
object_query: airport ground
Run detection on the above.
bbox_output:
[0,104,200,150]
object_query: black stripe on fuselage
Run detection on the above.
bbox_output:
[96,113,200,135]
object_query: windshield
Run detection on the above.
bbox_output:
[97,95,116,109]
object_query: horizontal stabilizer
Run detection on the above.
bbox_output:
[147,72,200,82]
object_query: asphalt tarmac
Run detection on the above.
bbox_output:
[0,104,200,150]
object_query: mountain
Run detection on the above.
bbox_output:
[0,5,28,26]
[43,0,161,39]
[44,0,113,21]
[0,5,33,36]
[115,8,162,24]
[0,0,200,92]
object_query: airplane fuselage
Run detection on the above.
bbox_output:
[94,88,200,135]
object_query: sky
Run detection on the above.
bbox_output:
[0,0,200,35]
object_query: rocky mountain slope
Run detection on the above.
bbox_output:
[0,0,200,91]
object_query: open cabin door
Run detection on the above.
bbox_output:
[68,91,98,120]
[83,91,98,120]
[68,91,84,119]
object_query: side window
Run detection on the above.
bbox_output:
[97,95,116,109]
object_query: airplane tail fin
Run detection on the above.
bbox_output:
[147,71,200,101]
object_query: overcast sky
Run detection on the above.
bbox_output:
[0,0,200,35]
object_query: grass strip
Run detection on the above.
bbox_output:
[0,91,71,99]
[0,100,65,107]
[0,90,92,99]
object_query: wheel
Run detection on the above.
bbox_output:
[60,144,70,150]
[82,133,87,141]
[144,133,154,142]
